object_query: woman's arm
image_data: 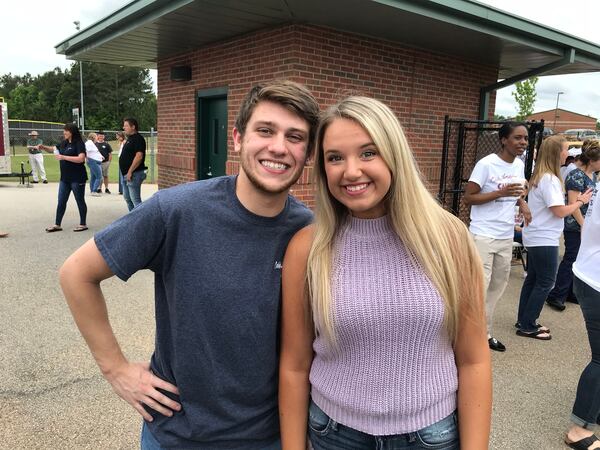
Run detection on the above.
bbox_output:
[567,190,586,226]
[38,144,57,153]
[57,152,86,163]
[463,181,524,206]
[550,188,593,218]
[279,225,315,450]
[452,224,492,450]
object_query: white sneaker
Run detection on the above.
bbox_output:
[90,192,101,197]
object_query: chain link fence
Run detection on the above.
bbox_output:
[7,123,158,183]
[438,117,543,223]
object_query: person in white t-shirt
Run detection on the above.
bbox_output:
[115,131,126,195]
[516,135,592,340]
[564,174,600,449]
[464,122,532,352]
[85,132,104,196]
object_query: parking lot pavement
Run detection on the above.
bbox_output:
[0,181,589,449]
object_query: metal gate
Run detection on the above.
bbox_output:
[437,117,544,221]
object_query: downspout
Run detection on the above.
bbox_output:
[479,48,576,120]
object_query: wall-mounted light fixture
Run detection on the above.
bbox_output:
[170,66,192,81]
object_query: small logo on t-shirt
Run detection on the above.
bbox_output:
[274,261,282,270]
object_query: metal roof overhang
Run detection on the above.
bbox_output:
[55,0,600,80]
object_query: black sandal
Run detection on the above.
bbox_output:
[565,434,599,449]
[73,225,88,232]
[514,322,550,333]
[516,329,552,340]
[45,225,63,233]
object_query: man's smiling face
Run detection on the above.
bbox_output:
[234,101,310,195]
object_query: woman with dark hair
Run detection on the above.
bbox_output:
[38,123,89,232]
[516,135,592,340]
[546,140,600,311]
[463,121,532,352]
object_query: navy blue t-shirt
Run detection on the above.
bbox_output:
[94,176,312,449]
[57,139,87,183]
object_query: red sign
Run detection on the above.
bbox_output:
[0,106,5,157]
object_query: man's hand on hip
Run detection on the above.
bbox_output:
[106,361,181,421]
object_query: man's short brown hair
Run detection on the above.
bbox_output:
[234,81,320,159]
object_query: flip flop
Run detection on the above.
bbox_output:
[516,329,552,340]
[45,225,63,233]
[73,225,88,232]
[514,322,550,333]
[565,434,599,450]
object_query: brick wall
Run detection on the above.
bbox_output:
[527,109,596,133]
[157,24,498,206]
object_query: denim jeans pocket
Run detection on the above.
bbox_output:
[308,400,333,436]
[415,412,459,449]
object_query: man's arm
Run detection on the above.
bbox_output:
[60,238,181,421]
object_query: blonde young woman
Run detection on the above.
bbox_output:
[115,131,126,195]
[85,132,104,196]
[516,135,593,340]
[279,97,491,450]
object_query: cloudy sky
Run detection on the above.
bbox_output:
[1,0,599,119]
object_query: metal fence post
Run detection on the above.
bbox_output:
[150,127,155,183]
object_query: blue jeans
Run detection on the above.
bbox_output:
[118,170,124,194]
[55,180,87,226]
[87,158,103,192]
[547,230,581,304]
[571,276,600,428]
[517,246,559,332]
[123,170,146,211]
[308,401,459,449]
[140,422,281,449]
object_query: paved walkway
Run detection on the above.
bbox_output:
[0,181,589,449]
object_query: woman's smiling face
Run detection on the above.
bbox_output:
[323,118,391,219]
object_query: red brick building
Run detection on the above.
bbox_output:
[527,108,597,133]
[56,1,600,206]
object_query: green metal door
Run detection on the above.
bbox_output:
[198,96,227,180]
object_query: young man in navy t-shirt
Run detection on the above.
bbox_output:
[59,81,319,449]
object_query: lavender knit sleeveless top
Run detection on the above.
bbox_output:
[309,215,458,435]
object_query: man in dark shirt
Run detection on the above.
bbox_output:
[95,131,113,194]
[59,81,320,449]
[120,118,147,210]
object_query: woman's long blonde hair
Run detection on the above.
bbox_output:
[529,135,566,187]
[307,96,484,344]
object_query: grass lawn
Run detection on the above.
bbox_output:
[6,142,158,183]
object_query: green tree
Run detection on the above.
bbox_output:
[0,63,156,130]
[511,77,538,121]
[493,114,507,121]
